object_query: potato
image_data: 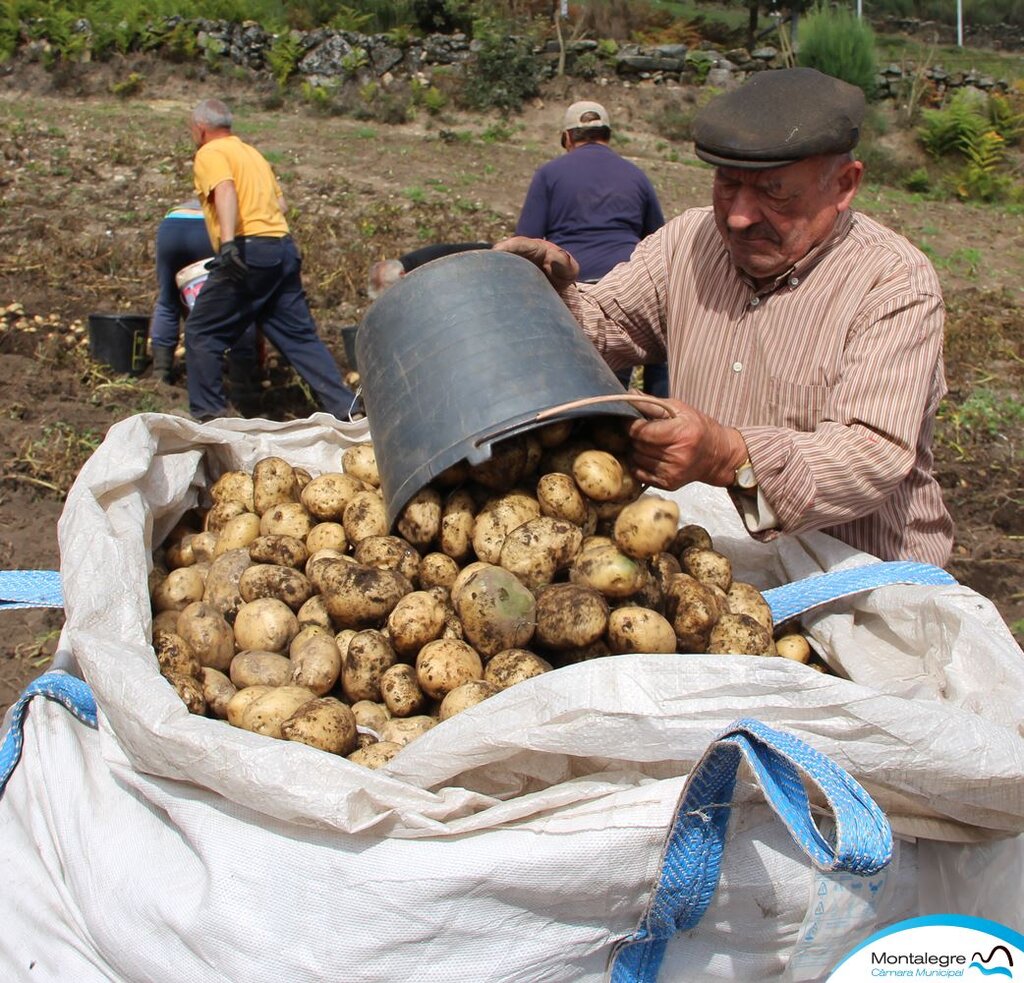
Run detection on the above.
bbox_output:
[572,449,624,501]
[533,584,609,650]
[539,439,594,477]
[587,417,631,454]
[239,685,318,738]
[379,715,436,747]
[152,609,180,636]
[335,628,358,663]
[202,548,253,623]
[210,470,256,512]
[607,606,677,654]
[229,650,293,688]
[439,489,477,563]
[434,459,470,486]
[386,590,447,659]
[342,629,397,703]
[469,435,528,491]
[471,491,542,564]
[306,548,351,588]
[354,535,420,583]
[548,638,612,667]
[280,697,358,755]
[297,593,333,631]
[570,545,646,598]
[225,684,274,728]
[343,490,389,545]
[341,444,379,487]
[317,561,413,630]
[239,563,313,611]
[300,472,366,522]
[396,487,442,550]
[380,664,429,717]
[672,524,713,555]
[259,501,315,540]
[666,574,721,653]
[164,537,195,569]
[176,601,235,672]
[613,495,681,559]
[214,512,262,556]
[199,667,237,720]
[204,500,248,536]
[415,638,484,699]
[290,624,330,653]
[305,522,348,555]
[453,564,536,658]
[188,531,219,564]
[165,671,206,714]
[248,534,308,569]
[252,457,299,515]
[536,472,589,525]
[726,582,774,633]
[418,552,460,591]
[682,547,733,593]
[498,516,583,590]
[708,613,774,656]
[290,631,343,695]
[348,741,403,768]
[449,560,490,607]
[535,420,574,448]
[154,629,201,679]
[350,699,391,733]
[232,597,299,653]
[775,633,812,663]
[151,567,206,613]
[483,649,553,690]
[439,679,499,721]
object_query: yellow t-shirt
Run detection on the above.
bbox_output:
[192,134,288,250]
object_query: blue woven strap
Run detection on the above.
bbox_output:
[610,718,892,983]
[0,569,64,610]
[762,561,956,625]
[0,670,97,796]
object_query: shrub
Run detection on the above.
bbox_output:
[919,89,988,158]
[796,2,877,99]
[459,24,539,112]
[267,32,302,87]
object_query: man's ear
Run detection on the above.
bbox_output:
[835,159,864,212]
[560,132,569,151]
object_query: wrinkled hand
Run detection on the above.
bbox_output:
[627,399,748,490]
[493,236,579,290]
[217,240,249,283]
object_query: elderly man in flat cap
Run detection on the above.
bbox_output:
[497,68,953,565]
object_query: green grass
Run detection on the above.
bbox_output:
[875,38,1024,82]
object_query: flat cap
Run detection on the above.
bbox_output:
[692,68,865,170]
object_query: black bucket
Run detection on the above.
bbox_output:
[87,313,150,375]
[356,249,639,527]
[340,325,359,371]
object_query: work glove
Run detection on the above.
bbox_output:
[218,240,249,283]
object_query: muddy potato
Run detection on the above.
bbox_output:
[152,609,181,636]
[726,582,774,633]
[709,613,774,656]
[239,684,318,738]
[580,535,616,554]
[613,495,681,559]
[297,593,333,631]
[202,548,253,623]
[547,638,612,667]
[342,629,397,703]
[210,470,256,512]
[248,534,308,569]
[434,459,470,487]
[214,512,262,556]
[164,536,195,569]
[341,443,380,487]
[380,715,437,747]
[499,516,583,590]
[290,631,343,695]
[415,638,484,699]
[152,567,206,613]
[471,491,541,564]
[290,624,330,652]
[453,565,536,658]
[259,501,314,540]
[252,457,299,515]
[775,633,812,663]
[300,472,366,522]
[343,490,389,545]
[306,522,348,555]
[188,531,219,564]
[587,418,631,454]
[483,649,553,690]
[229,650,292,688]
[306,548,351,588]
[666,575,721,653]
[166,670,206,714]
[570,545,647,599]
[239,563,313,611]
[672,524,714,556]
[397,487,443,551]
[386,590,447,659]
[355,732,378,749]
[200,667,237,719]
[335,628,358,663]
[348,741,403,768]
[682,547,733,593]
[607,606,677,654]
[572,449,624,502]
[450,561,490,607]
[536,472,589,525]
[536,419,574,448]
[469,435,529,491]
[439,489,477,563]
[539,439,595,477]
[154,629,201,679]
[534,584,609,650]
[418,552,460,591]
[649,551,683,594]
[439,679,499,721]
[176,600,235,671]
[350,699,391,733]
[280,697,358,755]
[204,500,248,536]
[232,597,299,653]
[354,536,421,583]
[226,684,274,728]
[318,560,413,630]
[380,663,429,717]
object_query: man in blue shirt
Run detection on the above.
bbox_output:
[515,100,667,395]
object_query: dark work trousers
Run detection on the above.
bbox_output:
[616,362,669,398]
[184,235,356,420]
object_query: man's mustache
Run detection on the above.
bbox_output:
[729,224,781,245]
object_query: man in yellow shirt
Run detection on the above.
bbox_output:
[186,98,357,422]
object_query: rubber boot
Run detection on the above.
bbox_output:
[227,356,262,418]
[152,346,175,385]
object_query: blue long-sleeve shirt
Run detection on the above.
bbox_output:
[515,142,665,281]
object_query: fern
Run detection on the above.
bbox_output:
[267,31,301,87]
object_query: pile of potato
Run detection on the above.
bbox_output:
[149,418,817,769]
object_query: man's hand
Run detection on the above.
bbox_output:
[493,236,579,290]
[218,240,248,283]
[627,399,749,490]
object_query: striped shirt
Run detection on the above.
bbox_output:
[563,206,954,566]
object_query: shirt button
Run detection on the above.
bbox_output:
[789,276,800,287]
[749,296,760,307]
[732,361,743,372]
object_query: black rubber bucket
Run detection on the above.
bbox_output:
[340,325,359,371]
[356,249,639,527]
[88,313,149,375]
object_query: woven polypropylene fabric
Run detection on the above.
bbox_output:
[0,670,96,795]
[0,569,64,610]
[610,718,892,983]
[762,561,957,625]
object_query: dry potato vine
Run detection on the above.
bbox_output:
[150,420,817,768]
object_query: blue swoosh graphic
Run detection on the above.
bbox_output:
[969,965,1012,979]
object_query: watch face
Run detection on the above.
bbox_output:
[735,463,757,490]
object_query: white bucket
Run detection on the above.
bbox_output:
[175,258,214,311]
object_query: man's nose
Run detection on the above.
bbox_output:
[724,185,763,229]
